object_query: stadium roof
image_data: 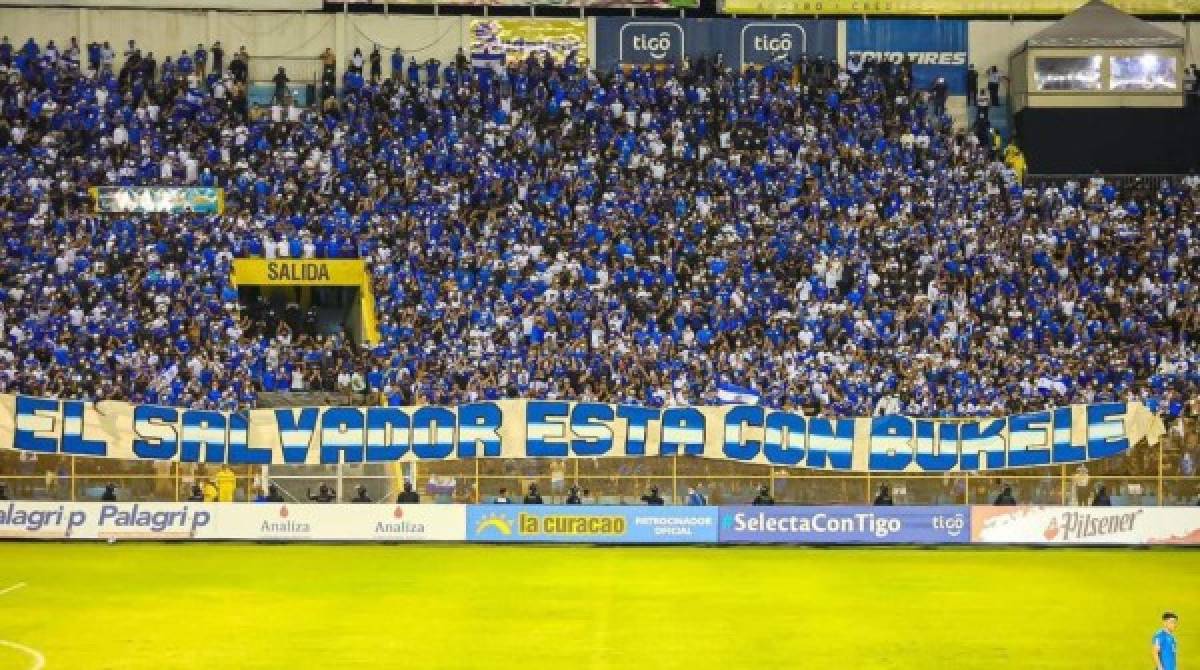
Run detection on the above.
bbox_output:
[1025,0,1184,48]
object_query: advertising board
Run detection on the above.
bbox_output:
[467,505,719,543]
[596,18,837,71]
[971,506,1200,545]
[846,19,969,95]
[0,502,467,541]
[719,505,970,544]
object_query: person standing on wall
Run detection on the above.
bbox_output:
[396,481,420,504]
[966,64,978,108]
[391,47,404,83]
[217,465,237,502]
[308,483,336,503]
[211,41,223,78]
[752,485,774,506]
[523,483,543,504]
[265,484,285,503]
[228,51,246,85]
[194,43,207,80]
[641,485,665,506]
[320,47,336,80]
[874,484,894,506]
[993,484,1017,506]
[272,67,289,105]
[202,479,218,502]
[565,485,583,505]
[1071,464,1089,506]
[931,77,948,119]
[369,46,382,84]
[987,66,1003,106]
[976,85,991,121]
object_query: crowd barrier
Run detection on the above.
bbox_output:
[2,503,1198,545]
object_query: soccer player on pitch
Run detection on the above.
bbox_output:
[1153,612,1179,670]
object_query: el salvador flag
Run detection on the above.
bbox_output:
[716,382,761,405]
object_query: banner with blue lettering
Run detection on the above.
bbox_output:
[0,394,1165,472]
[719,506,969,544]
[595,18,836,72]
[846,19,968,95]
[467,505,719,543]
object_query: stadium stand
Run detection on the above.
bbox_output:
[0,35,1198,421]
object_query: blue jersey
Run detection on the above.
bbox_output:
[1153,629,1177,670]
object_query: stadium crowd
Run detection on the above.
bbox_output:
[0,36,1198,419]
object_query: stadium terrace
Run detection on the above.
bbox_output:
[0,32,1196,424]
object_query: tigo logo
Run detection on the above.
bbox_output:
[932,513,966,537]
[753,34,794,53]
[632,33,674,59]
[474,512,513,536]
[741,24,808,66]
[618,24,684,64]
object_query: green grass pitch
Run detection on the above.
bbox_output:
[0,544,1195,669]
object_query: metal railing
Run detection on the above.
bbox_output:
[3,417,1198,506]
[1026,174,1194,189]
[247,56,324,86]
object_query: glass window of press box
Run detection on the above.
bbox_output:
[1033,56,1103,91]
[1031,51,1181,93]
[1109,53,1177,91]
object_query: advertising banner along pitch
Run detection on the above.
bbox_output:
[467,505,719,543]
[595,18,837,72]
[846,19,968,95]
[719,506,970,544]
[971,506,1200,545]
[0,502,467,541]
[0,396,1166,473]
